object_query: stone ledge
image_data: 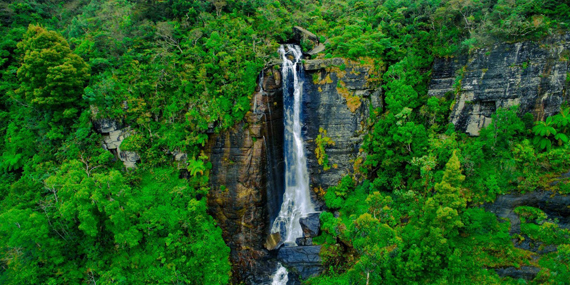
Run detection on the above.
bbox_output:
[303,58,344,71]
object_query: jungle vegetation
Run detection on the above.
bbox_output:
[0,0,569,284]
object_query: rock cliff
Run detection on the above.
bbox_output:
[204,67,285,283]
[303,59,382,201]
[429,33,570,135]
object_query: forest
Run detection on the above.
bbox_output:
[1,0,570,284]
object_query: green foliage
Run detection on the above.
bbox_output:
[535,244,570,284]
[315,127,335,171]
[533,106,570,151]
[17,25,89,113]
[0,165,230,284]
[514,206,547,223]
[1,0,570,284]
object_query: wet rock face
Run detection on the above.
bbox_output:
[429,33,570,135]
[303,59,382,204]
[265,232,283,251]
[277,246,322,280]
[205,68,285,284]
[299,213,320,238]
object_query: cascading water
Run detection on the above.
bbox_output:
[270,44,315,245]
[269,44,317,285]
[271,263,289,285]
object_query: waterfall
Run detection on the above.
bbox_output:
[271,263,289,285]
[271,44,314,244]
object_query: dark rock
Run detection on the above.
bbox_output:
[429,33,570,135]
[91,117,140,169]
[512,237,558,254]
[484,191,570,236]
[495,266,540,281]
[293,26,319,49]
[304,60,382,200]
[207,55,380,283]
[205,67,285,284]
[299,213,321,238]
[295,237,313,246]
[278,245,323,279]
[243,258,281,285]
[92,118,123,134]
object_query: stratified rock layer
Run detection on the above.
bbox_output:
[205,68,285,284]
[303,59,382,199]
[429,33,570,135]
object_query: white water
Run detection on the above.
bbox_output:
[271,44,314,244]
[271,263,289,285]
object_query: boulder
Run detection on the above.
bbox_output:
[265,232,283,251]
[299,213,321,238]
[92,118,123,134]
[293,26,318,44]
[120,151,140,169]
[295,237,313,246]
[93,118,140,169]
[307,43,325,56]
[277,246,321,264]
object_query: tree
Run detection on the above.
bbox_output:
[17,25,89,116]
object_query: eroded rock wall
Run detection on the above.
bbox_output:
[205,68,285,283]
[429,33,570,135]
[303,59,382,199]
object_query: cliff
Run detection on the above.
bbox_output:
[429,33,570,135]
[303,58,381,202]
[204,67,285,284]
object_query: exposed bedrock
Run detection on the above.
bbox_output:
[484,190,570,237]
[92,118,140,168]
[484,190,570,281]
[303,59,382,205]
[277,245,323,280]
[429,33,570,135]
[204,67,285,284]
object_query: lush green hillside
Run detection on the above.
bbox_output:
[1,0,569,284]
